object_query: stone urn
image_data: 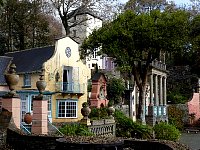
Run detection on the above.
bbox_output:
[24,112,32,124]
[107,105,115,119]
[4,64,19,96]
[81,102,91,119]
[36,67,46,97]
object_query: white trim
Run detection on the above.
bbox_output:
[57,99,78,118]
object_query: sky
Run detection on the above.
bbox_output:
[173,0,191,5]
[120,0,192,6]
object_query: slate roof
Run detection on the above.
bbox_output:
[0,56,12,85]
[92,72,107,81]
[5,46,55,74]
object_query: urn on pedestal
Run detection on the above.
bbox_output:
[107,103,115,119]
[4,64,19,97]
[36,67,46,99]
[81,102,91,125]
[81,102,91,119]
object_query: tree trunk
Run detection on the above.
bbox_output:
[61,16,70,36]
[138,85,146,124]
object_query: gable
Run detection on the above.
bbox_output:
[92,72,107,82]
[5,46,55,74]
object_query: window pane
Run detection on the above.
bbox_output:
[24,74,31,86]
[58,101,65,117]
[57,100,77,118]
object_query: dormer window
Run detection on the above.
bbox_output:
[24,74,31,87]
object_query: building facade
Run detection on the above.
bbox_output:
[65,10,117,72]
[4,37,90,126]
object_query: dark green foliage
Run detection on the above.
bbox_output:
[153,122,181,141]
[114,109,152,139]
[107,77,125,104]
[89,107,109,120]
[0,0,62,53]
[168,105,184,130]
[81,9,190,122]
[59,123,94,136]
[87,79,92,92]
[167,66,198,104]
[167,92,188,104]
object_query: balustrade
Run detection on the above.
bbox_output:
[55,82,85,93]
[88,122,116,137]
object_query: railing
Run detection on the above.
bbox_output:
[55,82,85,94]
[20,123,31,134]
[48,120,64,136]
[151,60,166,70]
[88,119,116,137]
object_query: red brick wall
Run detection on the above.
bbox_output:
[187,93,200,121]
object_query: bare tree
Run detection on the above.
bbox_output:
[124,0,169,13]
[49,0,121,36]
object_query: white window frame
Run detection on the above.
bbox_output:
[57,100,77,118]
[44,95,52,117]
[24,74,31,86]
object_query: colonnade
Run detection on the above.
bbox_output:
[149,73,167,116]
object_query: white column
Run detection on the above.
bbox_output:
[154,75,158,106]
[159,76,163,105]
[163,76,167,105]
[150,74,153,106]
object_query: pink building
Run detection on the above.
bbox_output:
[187,93,200,122]
[90,73,109,108]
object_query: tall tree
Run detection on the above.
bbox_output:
[81,10,190,123]
[0,0,62,53]
[124,0,168,13]
[49,0,120,36]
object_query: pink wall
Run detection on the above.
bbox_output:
[90,74,109,108]
[187,93,200,121]
[0,85,9,91]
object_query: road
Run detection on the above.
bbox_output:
[179,132,200,150]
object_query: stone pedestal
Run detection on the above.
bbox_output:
[2,97,20,129]
[148,105,154,116]
[80,118,91,126]
[32,98,48,135]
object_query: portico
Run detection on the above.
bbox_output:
[146,60,168,126]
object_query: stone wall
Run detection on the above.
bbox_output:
[6,128,60,150]
[6,128,188,150]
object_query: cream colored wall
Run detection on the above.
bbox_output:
[14,37,90,123]
[43,37,91,122]
[51,94,86,122]
[16,74,40,90]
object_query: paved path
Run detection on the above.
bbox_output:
[179,133,200,150]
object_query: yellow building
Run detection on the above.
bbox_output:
[5,37,91,125]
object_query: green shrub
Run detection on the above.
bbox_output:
[89,107,109,120]
[114,109,152,139]
[153,122,181,141]
[59,123,94,136]
[168,105,184,130]
[107,78,125,104]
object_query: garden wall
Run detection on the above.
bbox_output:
[6,128,185,150]
[6,128,61,150]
